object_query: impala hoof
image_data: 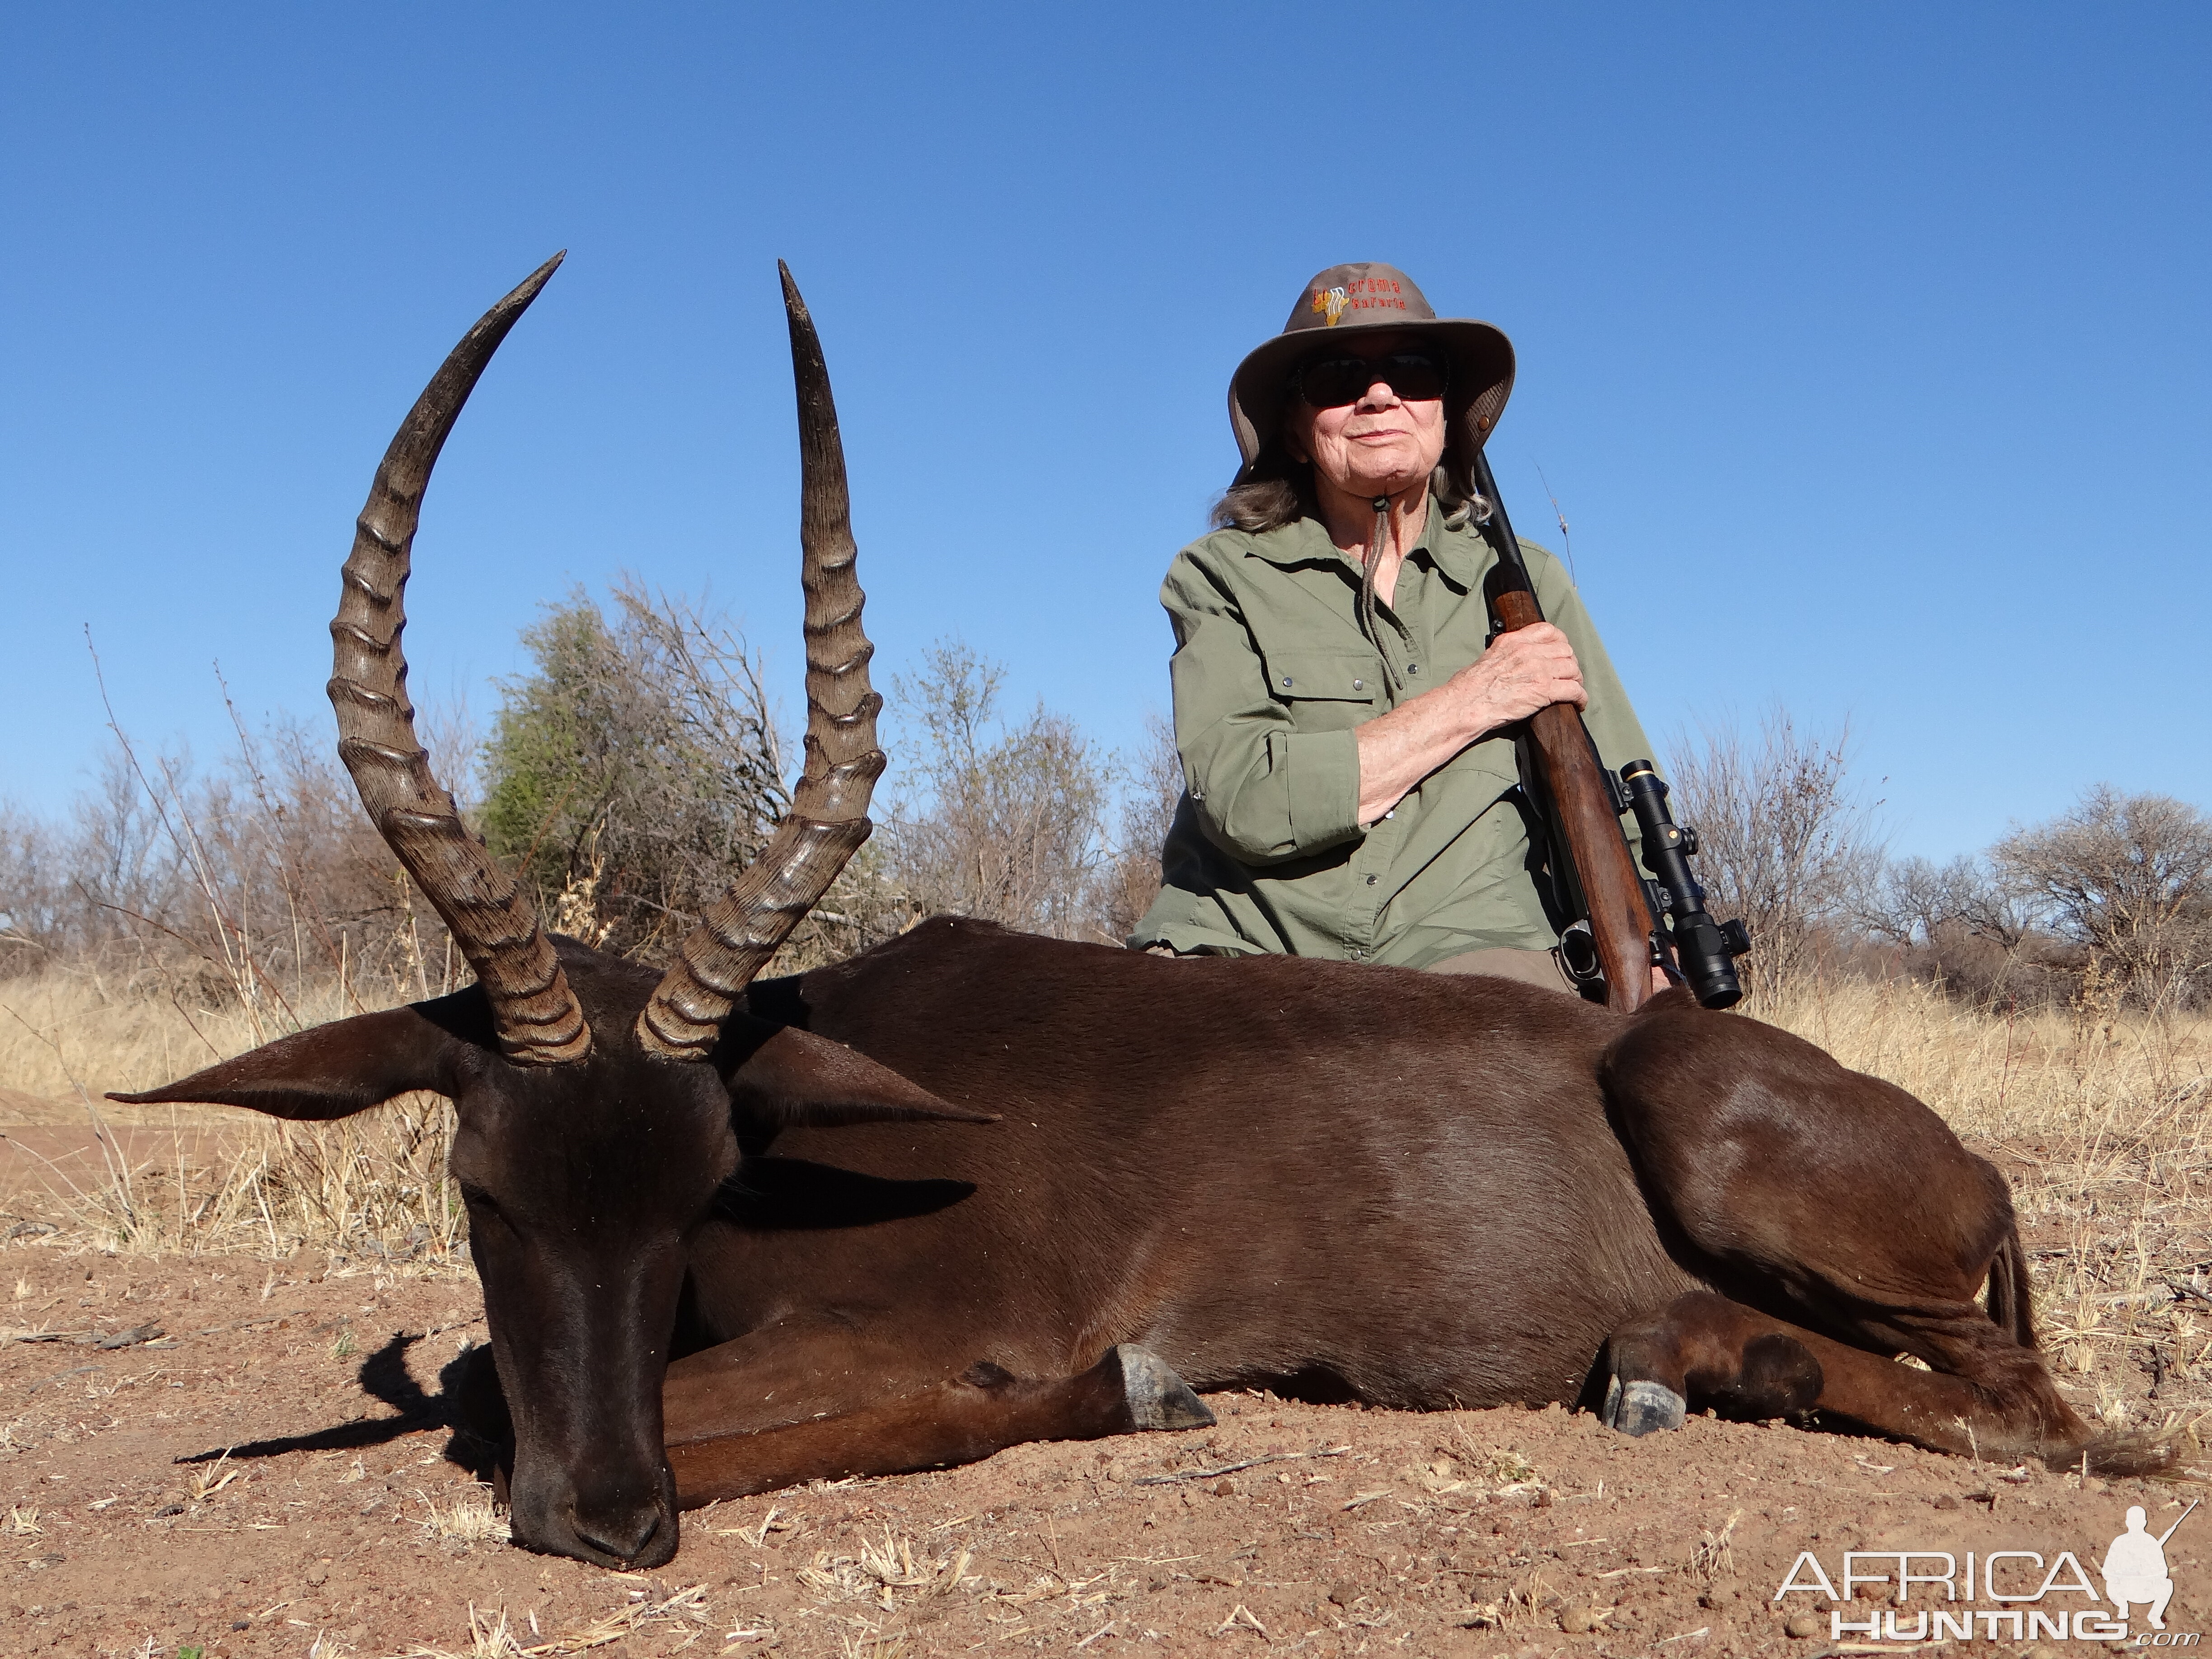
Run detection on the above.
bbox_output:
[1602,1376,1687,1438]
[1115,1345,1214,1432]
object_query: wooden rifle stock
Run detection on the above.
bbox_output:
[1470,452,1661,1012]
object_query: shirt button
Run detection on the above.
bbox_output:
[1280,675,1293,688]
[1365,874,1378,886]
[1408,663,1420,675]
[1352,678,1364,690]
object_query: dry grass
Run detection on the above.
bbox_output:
[1686,1508,1743,1583]
[1758,973,2212,1434]
[0,963,462,1265]
[187,1451,243,1503]
[392,1603,526,1659]
[796,1528,974,1607]
[786,1527,979,1656]
[390,1583,716,1657]
[0,960,391,1104]
[1756,972,2211,1148]
[4,1087,465,1266]
[416,1482,511,1546]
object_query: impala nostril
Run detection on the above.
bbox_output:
[574,1506,663,1565]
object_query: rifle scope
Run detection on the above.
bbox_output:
[1618,760,1751,1009]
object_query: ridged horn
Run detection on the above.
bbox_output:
[637,263,884,1060]
[329,253,591,1067]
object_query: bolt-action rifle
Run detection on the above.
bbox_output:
[1467,449,1750,1010]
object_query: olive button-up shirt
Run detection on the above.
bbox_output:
[1131,500,1657,968]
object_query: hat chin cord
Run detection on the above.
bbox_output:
[1358,495,1393,687]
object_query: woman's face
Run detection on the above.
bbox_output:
[1283,330,1448,502]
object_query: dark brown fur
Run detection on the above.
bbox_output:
[122,914,2152,1570]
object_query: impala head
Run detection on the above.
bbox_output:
[115,257,979,1570]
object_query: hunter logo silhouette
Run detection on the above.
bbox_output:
[2105,1500,2196,1631]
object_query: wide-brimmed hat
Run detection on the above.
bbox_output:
[1228,262,1515,482]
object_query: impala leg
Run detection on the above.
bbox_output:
[1601,1291,2114,1467]
[1601,999,2027,1352]
[1601,1293,1821,1435]
[454,1323,1210,1504]
[663,1342,1213,1507]
[1594,1000,2140,1466]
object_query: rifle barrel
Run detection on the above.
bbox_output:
[2157,1498,2198,1546]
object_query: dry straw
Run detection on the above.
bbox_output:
[1,964,463,1265]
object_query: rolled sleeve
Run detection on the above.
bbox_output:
[1165,555,1366,865]
[1273,729,1363,849]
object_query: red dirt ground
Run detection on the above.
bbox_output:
[0,1244,2201,1659]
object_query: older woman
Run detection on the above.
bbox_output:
[1130,262,1661,994]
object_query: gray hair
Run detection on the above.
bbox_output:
[1211,451,1490,536]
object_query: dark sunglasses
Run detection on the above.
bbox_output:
[1294,350,1449,408]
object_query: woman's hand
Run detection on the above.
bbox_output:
[1353,623,1587,826]
[1442,622,1586,728]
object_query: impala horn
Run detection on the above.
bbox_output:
[637,263,885,1061]
[329,252,592,1066]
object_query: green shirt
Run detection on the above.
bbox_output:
[1131,497,1658,967]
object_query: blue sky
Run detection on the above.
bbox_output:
[4,4,2205,860]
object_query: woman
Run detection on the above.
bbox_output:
[1130,262,1662,994]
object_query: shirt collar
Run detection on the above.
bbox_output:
[1425,507,1490,590]
[1240,512,1348,570]
[1242,493,1491,590]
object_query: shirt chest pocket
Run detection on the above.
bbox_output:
[1259,646,1383,731]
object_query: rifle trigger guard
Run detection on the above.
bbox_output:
[1556,921,1604,988]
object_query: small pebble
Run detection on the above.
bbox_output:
[1784,1610,1823,1638]
[1557,1603,1595,1634]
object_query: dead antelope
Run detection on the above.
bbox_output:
[121,257,2157,1572]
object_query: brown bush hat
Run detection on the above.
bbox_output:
[1228,262,1515,483]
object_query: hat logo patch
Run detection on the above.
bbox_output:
[1310,277,1413,327]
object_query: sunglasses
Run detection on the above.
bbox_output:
[1294,350,1449,408]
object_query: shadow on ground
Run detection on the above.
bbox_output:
[174,1332,504,1480]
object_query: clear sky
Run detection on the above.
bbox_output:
[4,4,2205,860]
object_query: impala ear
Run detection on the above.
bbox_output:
[108,995,485,1121]
[724,1026,996,1131]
